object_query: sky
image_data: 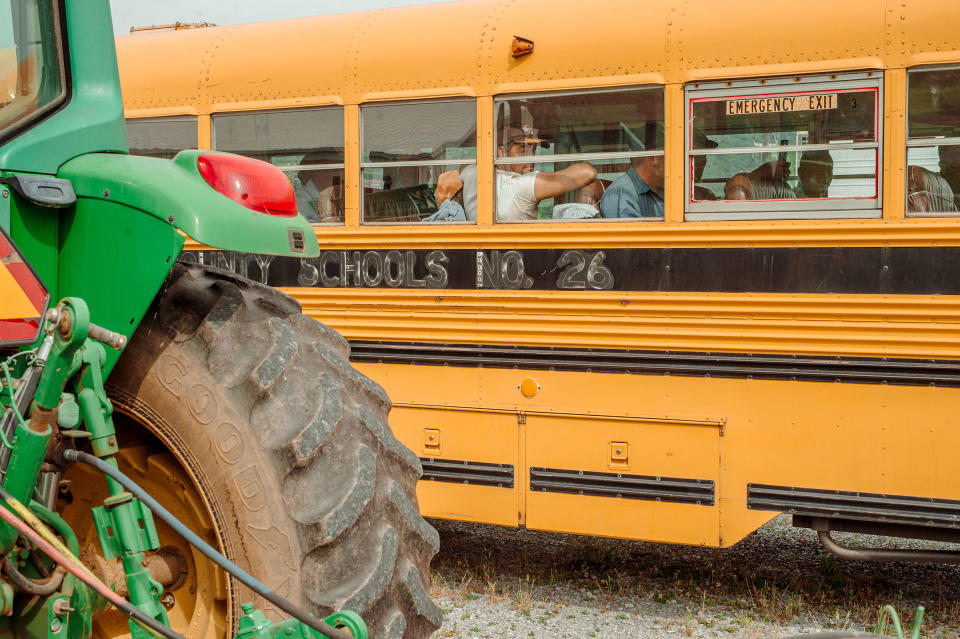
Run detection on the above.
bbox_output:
[109,0,453,35]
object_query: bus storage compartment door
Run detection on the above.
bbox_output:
[388,404,519,527]
[525,413,723,545]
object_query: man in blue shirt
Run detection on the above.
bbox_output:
[599,157,665,218]
[599,123,665,218]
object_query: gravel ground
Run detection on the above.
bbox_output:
[428,516,960,638]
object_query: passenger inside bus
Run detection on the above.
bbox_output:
[598,155,664,217]
[494,125,597,221]
[907,165,957,213]
[295,153,343,223]
[599,123,665,218]
[458,164,478,221]
[724,158,793,201]
[422,170,466,222]
[549,178,607,220]
[939,145,960,211]
[794,150,834,198]
[692,131,719,201]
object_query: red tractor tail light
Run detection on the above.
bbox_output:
[196,152,298,217]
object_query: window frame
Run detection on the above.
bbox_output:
[905,63,960,218]
[210,107,345,172]
[684,72,883,221]
[492,85,666,223]
[359,97,477,226]
[211,106,346,225]
[126,115,198,158]
[0,0,68,146]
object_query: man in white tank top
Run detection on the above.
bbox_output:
[461,125,596,221]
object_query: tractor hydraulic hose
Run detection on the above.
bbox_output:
[0,499,81,595]
[0,487,184,639]
[29,499,80,556]
[2,553,64,595]
[65,449,357,639]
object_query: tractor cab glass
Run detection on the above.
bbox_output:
[0,0,66,141]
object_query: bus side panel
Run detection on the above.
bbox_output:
[524,413,721,546]
[364,357,960,546]
[718,376,960,545]
[366,362,521,526]
[390,405,520,527]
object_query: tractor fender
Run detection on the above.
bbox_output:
[58,151,320,258]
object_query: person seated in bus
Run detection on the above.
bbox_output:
[692,131,719,201]
[494,125,597,221]
[459,164,478,221]
[541,177,607,220]
[599,122,666,218]
[459,126,598,221]
[794,150,833,199]
[939,144,960,211]
[295,153,343,222]
[907,165,958,213]
[576,178,607,207]
[422,170,466,222]
[598,155,664,217]
[724,159,793,201]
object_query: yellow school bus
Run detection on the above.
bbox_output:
[117,0,960,556]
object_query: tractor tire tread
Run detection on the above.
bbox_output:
[108,263,440,639]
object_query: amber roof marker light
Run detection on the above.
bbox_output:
[511,36,534,58]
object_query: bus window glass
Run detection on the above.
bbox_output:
[906,68,960,215]
[361,100,476,224]
[213,108,344,224]
[493,88,664,222]
[126,117,197,159]
[686,74,881,220]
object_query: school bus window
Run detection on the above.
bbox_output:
[126,117,197,159]
[212,108,345,224]
[686,73,881,220]
[492,87,664,222]
[906,67,960,215]
[361,100,476,225]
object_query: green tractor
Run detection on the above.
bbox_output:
[0,1,440,638]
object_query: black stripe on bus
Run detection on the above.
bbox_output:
[182,245,960,295]
[747,483,960,529]
[349,341,960,387]
[531,467,715,506]
[420,458,514,488]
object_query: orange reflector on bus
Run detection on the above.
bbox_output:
[0,228,48,347]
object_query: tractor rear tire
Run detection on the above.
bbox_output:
[100,263,441,638]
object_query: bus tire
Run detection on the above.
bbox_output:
[104,262,441,639]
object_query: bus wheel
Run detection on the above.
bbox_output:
[69,263,442,639]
